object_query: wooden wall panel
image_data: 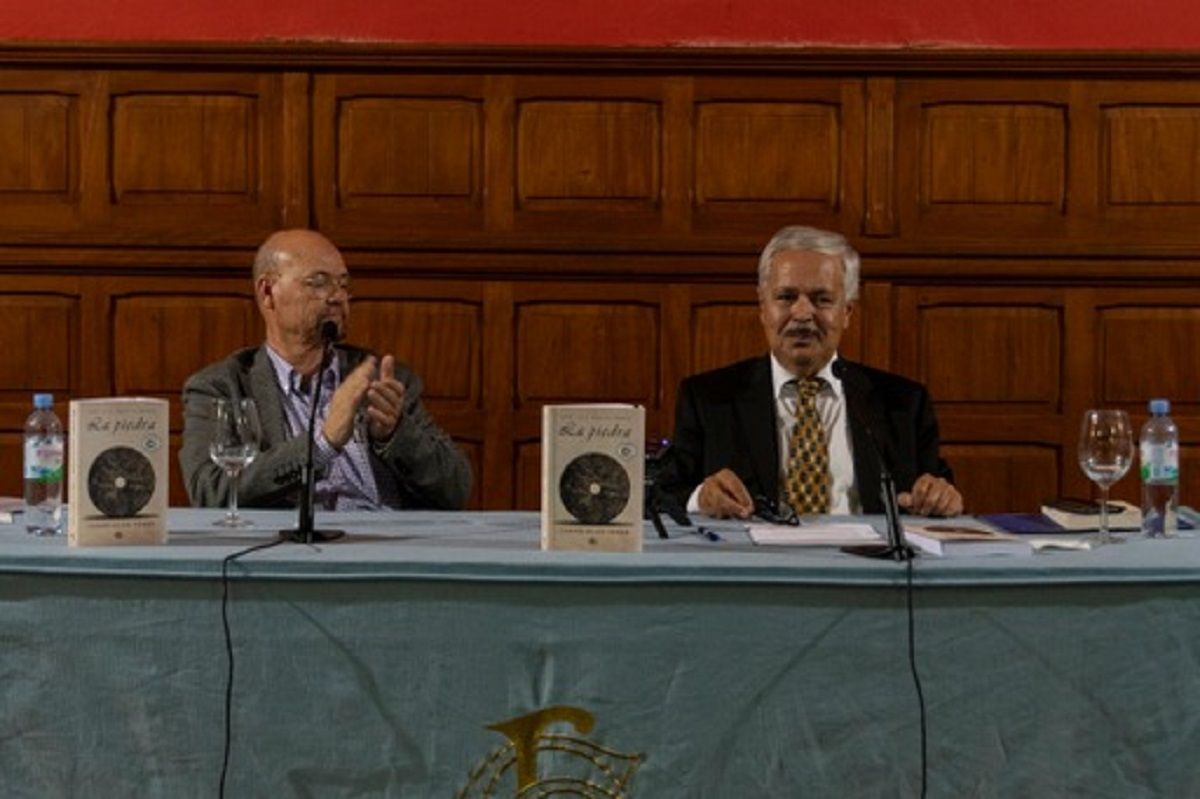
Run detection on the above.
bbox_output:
[514,441,541,511]
[351,297,482,407]
[922,104,1065,207]
[337,98,479,203]
[1104,106,1200,205]
[102,72,293,243]
[0,72,89,235]
[691,302,763,375]
[312,75,487,242]
[4,49,1200,514]
[111,294,261,401]
[509,76,673,235]
[112,94,255,204]
[517,101,659,205]
[1087,82,1200,245]
[695,101,837,206]
[941,444,1060,514]
[0,93,73,197]
[691,77,864,238]
[1099,306,1200,408]
[0,294,76,396]
[896,81,1071,244]
[917,305,1062,410]
[514,301,659,406]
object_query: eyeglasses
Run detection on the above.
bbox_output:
[298,272,352,298]
[753,494,799,526]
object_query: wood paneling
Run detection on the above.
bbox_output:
[103,72,292,242]
[0,294,76,394]
[112,94,256,204]
[917,304,1061,409]
[2,47,1200,514]
[351,297,481,406]
[695,101,838,206]
[516,100,659,205]
[337,98,479,204]
[897,81,1071,244]
[312,74,487,242]
[1104,105,1200,205]
[922,104,1065,207]
[691,302,763,375]
[1086,82,1200,245]
[691,77,863,238]
[941,444,1060,514]
[514,301,659,406]
[0,93,73,197]
[0,71,90,235]
[1099,306,1200,407]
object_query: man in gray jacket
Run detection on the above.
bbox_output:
[179,229,471,511]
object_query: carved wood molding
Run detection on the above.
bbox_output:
[2,42,1200,76]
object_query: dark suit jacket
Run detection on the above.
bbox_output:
[661,355,953,514]
[179,344,472,510]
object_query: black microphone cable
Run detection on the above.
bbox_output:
[905,555,928,799]
[834,358,928,796]
[218,536,287,799]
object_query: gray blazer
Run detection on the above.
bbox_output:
[179,345,472,510]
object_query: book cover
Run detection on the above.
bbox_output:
[68,398,169,547]
[905,524,1033,557]
[541,405,645,553]
[1040,499,1141,531]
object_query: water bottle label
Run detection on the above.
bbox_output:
[24,437,64,481]
[1140,441,1179,482]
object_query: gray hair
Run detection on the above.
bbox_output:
[756,225,860,301]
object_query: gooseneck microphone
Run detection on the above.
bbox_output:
[832,359,914,561]
[279,319,346,544]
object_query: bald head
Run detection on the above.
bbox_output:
[253,229,351,369]
[253,229,343,283]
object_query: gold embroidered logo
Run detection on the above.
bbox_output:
[458,705,643,797]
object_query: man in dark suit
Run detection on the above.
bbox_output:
[179,229,471,511]
[664,225,962,519]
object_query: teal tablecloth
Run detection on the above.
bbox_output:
[3,510,1199,797]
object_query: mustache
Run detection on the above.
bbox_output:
[783,322,821,337]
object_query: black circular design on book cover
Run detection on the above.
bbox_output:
[559,452,631,525]
[87,446,156,517]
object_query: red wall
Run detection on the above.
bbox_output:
[5,0,1200,48]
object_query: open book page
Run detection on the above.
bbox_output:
[748,523,882,546]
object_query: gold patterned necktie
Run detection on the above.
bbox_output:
[784,377,830,514]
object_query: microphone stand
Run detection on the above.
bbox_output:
[834,361,914,561]
[280,322,345,544]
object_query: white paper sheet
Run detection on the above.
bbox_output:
[748,523,882,546]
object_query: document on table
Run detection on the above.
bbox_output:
[0,496,20,524]
[748,523,882,546]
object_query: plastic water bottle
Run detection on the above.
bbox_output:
[23,393,64,536]
[1139,398,1179,538]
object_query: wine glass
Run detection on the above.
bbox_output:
[1078,409,1134,545]
[209,398,262,528]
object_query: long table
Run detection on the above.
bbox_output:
[3,510,1199,797]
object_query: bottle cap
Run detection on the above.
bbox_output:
[33,393,53,409]
[1149,398,1170,415]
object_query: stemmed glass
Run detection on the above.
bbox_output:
[209,398,262,528]
[1078,409,1134,545]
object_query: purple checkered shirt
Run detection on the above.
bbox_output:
[265,346,400,510]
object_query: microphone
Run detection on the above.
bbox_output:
[279,319,346,544]
[831,359,914,561]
